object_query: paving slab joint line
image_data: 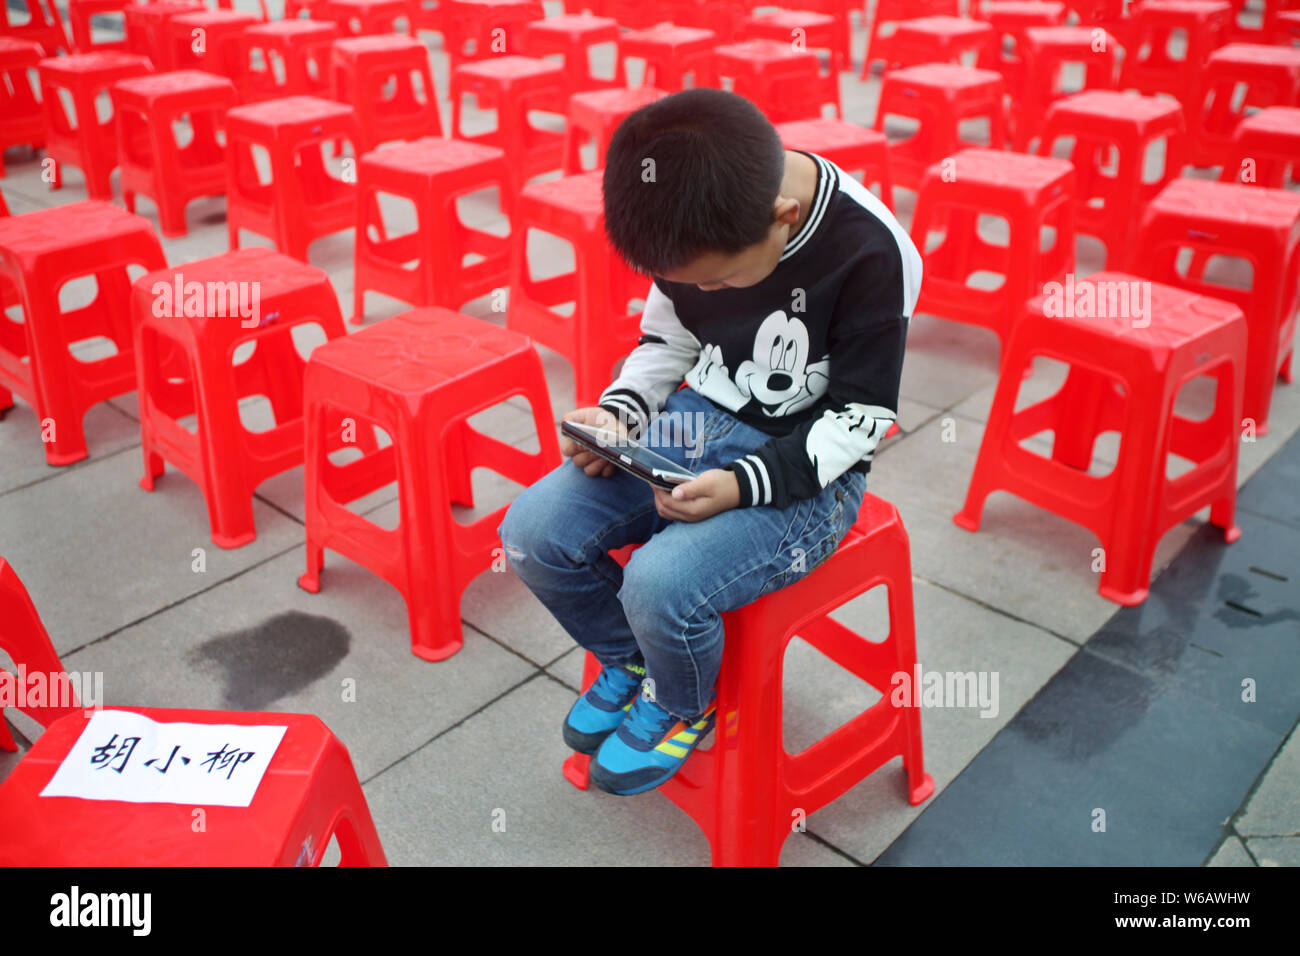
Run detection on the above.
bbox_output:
[0,438,140,501]
[910,572,1085,648]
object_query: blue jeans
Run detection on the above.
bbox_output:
[497,386,867,722]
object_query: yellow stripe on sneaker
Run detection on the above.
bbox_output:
[656,741,689,758]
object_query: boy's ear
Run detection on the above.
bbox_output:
[773,195,800,225]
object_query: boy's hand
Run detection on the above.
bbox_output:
[560,406,629,478]
[653,469,740,522]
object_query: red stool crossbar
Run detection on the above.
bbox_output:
[330,34,442,152]
[617,23,717,91]
[235,19,339,103]
[124,0,204,71]
[112,70,238,239]
[507,170,644,408]
[0,0,71,56]
[1220,105,1300,187]
[0,558,81,753]
[0,707,387,865]
[777,117,894,210]
[442,0,545,72]
[1037,90,1187,271]
[563,85,667,174]
[354,137,511,320]
[225,94,360,262]
[69,0,132,54]
[911,148,1076,353]
[1134,178,1300,436]
[561,492,936,866]
[319,0,417,37]
[0,202,165,465]
[878,14,996,74]
[1118,0,1232,124]
[38,51,153,199]
[522,14,624,94]
[1192,43,1300,167]
[0,38,44,177]
[711,38,832,123]
[132,247,352,549]
[169,9,260,76]
[1014,25,1118,150]
[955,273,1247,606]
[297,307,561,662]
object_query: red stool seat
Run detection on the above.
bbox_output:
[522,14,623,94]
[235,19,339,103]
[561,492,936,866]
[910,147,1075,351]
[0,202,166,465]
[776,117,894,209]
[1,0,71,56]
[225,94,360,262]
[878,14,996,74]
[743,9,847,76]
[0,707,387,866]
[112,70,238,238]
[974,0,1067,95]
[330,34,442,152]
[1118,0,1232,123]
[1221,105,1300,187]
[320,0,417,37]
[563,85,667,174]
[617,23,717,91]
[863,0,959,74]
[1134,178,1300,436]
[1014,24,1117,150]
[38,50,153,199]
[1037,90,1187,271]
[297,307,561,661]
[169,9,260,76]
[669,0,750,44]
[69,0,132,54]
[124,0,204,70]
[450,54,566,197]
[712,38,832,122]
[1193,43,1300,167]
[955,273,1247,606]
[0,38,44,177]
[443,0,544,72]
[507,170,644,407]
[354,137,511,320]
[874,63,1007,190]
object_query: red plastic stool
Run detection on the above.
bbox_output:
[743,9,847,77]
[1062,0,1127,27]
[68,0,131,54]
[1118,0,1232,122]
[225,95,360,262]
[450,55,566,197]
[124,0,204,71]
[0,202,165,465]
[974,0,1067,96]
[111,70,237,239]
[0,707,387,866]
[879,15,997,74]
[669,0,750,44]
[442,0,544,72]
[874,63,1007,191]
[1037,90,1187,271]
[320,0,417,37]
[777,117,894,209]
[910,148,1075,351]
[1192,43,1300,167]
[235,19,339,103]
[169,9,260,76]
[0,0,70,56]
[955,273,1247,606]
[297,307,562,662]
[1220,105,1300,186]
[1277,9,1300,44]
[1014,25,1118,150]
[354,137,511,320]
[711,39,832,122]
[0,38,44,176]
[330,34,442,152]
[522,14,623,94]
[285,0,332,18]
[561,492,936,866]
[864,0,960,74]
[131,247,350,548]
[38,51,152,199]
[602,0,669,30]
[617,23,717,91]
[1134,178,1300,436]
[563,85,667,173]
[1228,0,1297,41]
[507,170,643,407]
[0,558,82,753]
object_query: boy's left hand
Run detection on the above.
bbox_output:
[652,469,740,522]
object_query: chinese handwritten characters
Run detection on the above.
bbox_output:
[41,711,288,807]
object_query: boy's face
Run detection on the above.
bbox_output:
[658,195,802,291]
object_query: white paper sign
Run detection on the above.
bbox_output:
[40,711,288,808]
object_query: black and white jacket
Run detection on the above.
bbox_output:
[599,152,923,509]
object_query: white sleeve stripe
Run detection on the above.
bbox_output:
[746,454,772,505]
[734,458,759,504]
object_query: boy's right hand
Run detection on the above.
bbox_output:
[561,406,629,478]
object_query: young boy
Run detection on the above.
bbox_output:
[498,88,922,796]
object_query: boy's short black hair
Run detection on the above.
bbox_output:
[602,88,786,276]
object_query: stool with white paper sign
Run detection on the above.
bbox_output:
[0,707,387,865]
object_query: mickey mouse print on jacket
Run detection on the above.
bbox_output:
[599,152,923,510]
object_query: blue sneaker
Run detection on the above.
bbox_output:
[562,662,646,754]
[589,693,716,796]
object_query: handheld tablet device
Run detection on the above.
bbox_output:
[561,421,697,490]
